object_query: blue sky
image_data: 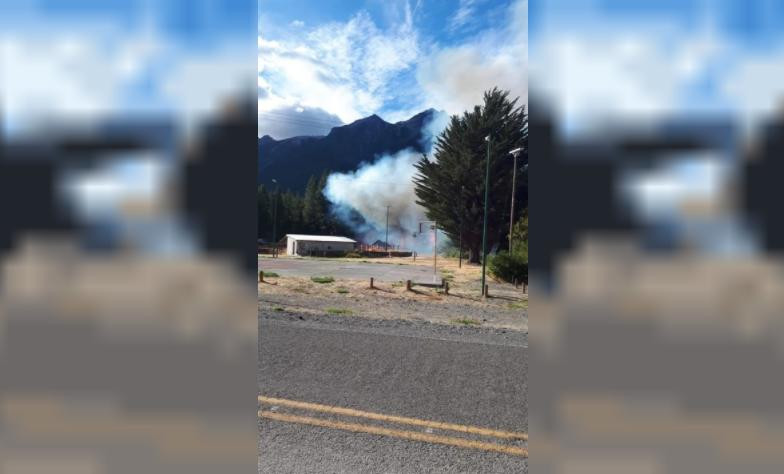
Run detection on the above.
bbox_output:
[258,0,527,138]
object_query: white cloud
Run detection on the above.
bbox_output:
[258,7,420,130]
[259,0,529,136]
[290,20,305,28]
[449,0,477,32]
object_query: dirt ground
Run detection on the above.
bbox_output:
[258,256,527,331]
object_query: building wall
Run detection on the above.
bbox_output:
[286,238,355,255]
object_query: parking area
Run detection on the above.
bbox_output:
[259,256,442,283]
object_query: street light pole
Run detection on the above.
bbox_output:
[385,205,390,254]
[481,135,491,296]
[508,148,522,251]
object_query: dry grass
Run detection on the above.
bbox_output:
[261,275,525,311]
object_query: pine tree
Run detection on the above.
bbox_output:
[257,185,272,240]
[414,88,527,263]
[316,171,331,233]
[511,212,528,263]
[302,175,321,233]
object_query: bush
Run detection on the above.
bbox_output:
[311,276,335,284]
[345,251,362,258]
[489,251,527,284]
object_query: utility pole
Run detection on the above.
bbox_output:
[385,205,390,253]
[458,185,465,269]
[418,221,438,283]
[481,135,491,296]
[271,179,278,258]
[508,148,522,251]
[434,224,438,280]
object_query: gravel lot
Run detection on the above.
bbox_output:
[259,256,528,332]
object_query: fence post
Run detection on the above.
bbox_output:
[370,277,374,289]
[406,280,412,291]
[444,281,449,295]
[259,271,264,283]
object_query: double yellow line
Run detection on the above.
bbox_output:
[259,395,528,458]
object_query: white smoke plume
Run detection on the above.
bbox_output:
[324,113,451,253]
[416,0,527,115]
[325,149,424,251]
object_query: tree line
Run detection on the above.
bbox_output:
[257,171,352,242]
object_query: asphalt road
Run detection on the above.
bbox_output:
[259,257,442,283]
[258,311,528,473]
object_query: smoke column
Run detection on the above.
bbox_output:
[324,111,450,253]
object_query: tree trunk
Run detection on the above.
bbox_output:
[468,245,481,264]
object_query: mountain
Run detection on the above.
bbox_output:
[258,109,441,193]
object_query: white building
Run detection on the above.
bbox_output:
[282,234,357,256]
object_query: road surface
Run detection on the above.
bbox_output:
[258,311,528,473]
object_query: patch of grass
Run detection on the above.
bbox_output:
[272,306,285,312]
[508,301,528,310]
[326,308,353,315]
[451,318,480,326]
[336,287,349,294]
[391,281,404,287]
[311,276,335,284]
[262,272,280,278]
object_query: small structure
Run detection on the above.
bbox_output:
[371,239,391,249]
[283,234,357,256]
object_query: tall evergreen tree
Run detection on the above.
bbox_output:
[257,185,272,240]
[414,88,527,263]
[302,175,322,233]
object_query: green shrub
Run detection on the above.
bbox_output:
[489,251,528,284]
[345,251,362,258]
[451,318,480,326]
[311,276,335,284]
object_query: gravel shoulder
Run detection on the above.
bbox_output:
[259,275,527,332]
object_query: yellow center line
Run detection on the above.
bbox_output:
[258,395,527,441]
[259,410,528,458]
